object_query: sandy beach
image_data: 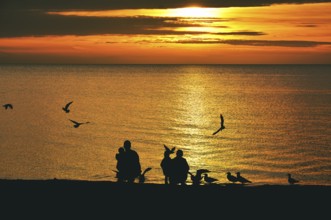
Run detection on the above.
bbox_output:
[1,179,330,218]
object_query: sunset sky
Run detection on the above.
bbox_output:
[1,0,331,64]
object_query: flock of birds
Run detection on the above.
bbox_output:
[3,102,300,185]
[3,101,90,128]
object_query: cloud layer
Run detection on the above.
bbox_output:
[1,0,331,10]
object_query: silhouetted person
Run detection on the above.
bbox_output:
[62,101,73,113]
[115,147,125,182]
[139,167,152,184]
[213,114,225,135]
[227,172,238,184]
[288,173,299,185]
[188,169,210,186]
[160,144,175,184]
[236,172,252,184]
[122,140,141,183]
[169,150,189,185]
[3,103,13,110]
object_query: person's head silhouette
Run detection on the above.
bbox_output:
[123,140,131,151]
[176,149,183,157]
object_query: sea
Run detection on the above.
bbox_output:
[0,64,330,185]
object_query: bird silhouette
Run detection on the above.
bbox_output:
[236,172,252,184]
[139,167,152,184]
[69,119,90,128]
[204,174,218,184]
[212,114,225,135]
[3,103,13,110]
[188,169,210,186]
[161,144,176,184]
[62,101,73,113]
[227,172,238,183]
[287,174,299,185]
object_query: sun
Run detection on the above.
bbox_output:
[167,7,221,18]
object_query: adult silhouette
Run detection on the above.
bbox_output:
[122,140,141,183]
[169,150,190,185]
[160,144,175,184]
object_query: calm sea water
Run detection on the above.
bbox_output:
[0,64,330,185]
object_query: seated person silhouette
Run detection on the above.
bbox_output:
[169,150,190,185]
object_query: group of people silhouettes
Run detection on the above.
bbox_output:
[115,141,190,184]
[115,140,141,183]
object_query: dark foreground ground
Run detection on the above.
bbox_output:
[1,179,330,218]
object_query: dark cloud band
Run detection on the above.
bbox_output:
[1,0,330,10]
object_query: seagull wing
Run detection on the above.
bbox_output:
[170,147,176,153]
[65,101,73,109]
[220,114,224,127]
[69,119,79,125]
[164,144,170,152]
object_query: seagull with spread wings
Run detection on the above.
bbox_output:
[69,119,90,128]
[62,101,73,113]
[212,114,225,135]
[3,103,13,110]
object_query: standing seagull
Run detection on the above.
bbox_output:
[212,114,225,135]
[62,101,73,113]
[69,119,90,128]
[287,174,299,185]
[204,174,218,184]
[227,172,238,184]
[236,172,252,184]
[3,103,13,110]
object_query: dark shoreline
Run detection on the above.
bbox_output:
[1,179,330,217]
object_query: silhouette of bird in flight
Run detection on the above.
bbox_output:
[287,173,299,185]
[204,174,218,184]
[212,114,225,135]
[3,103,13,110]
[69,119,90,128]
[62,101,73,113]
[188,169,210,186]
[139,167,152,184]
[227,172,238,183]
[236,172,252,184]
[164,144,176,154]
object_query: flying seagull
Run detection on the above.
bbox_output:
[212,114,225,135]
[139,167,152,184]
[69,119,90,128]
[3,103,13,110]
[287,173,299,185]
[62,101,73,113]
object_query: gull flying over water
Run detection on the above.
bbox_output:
[62,101,73,113]
[69,119,90,128]
[3,103,13,110]
[212,114,225,135]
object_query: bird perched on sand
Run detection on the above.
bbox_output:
[227,172,238,183]
[287,173,299,185]
[188,169,210,186]
[236,172,252,184]
[62,101,73,113]
[69,119,90,128]
[212,114,225,135]
[204,174,218,184]
[139,167,152,184]
[3,103,13,110]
